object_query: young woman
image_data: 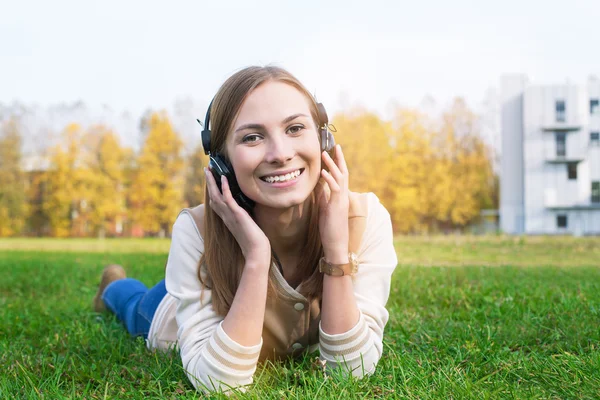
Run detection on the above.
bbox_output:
[93,66,398,392]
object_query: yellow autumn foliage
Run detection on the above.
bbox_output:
[79,125,131,237]
[333,99,495,233]
[15,101,495,237]
[0,118,26,236]
[184,143,208,208]
[129,112,184,236]
[42,123,82,237]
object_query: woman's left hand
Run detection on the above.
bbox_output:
[318,144,350,263]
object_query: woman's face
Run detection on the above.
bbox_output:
[226,80,322,211]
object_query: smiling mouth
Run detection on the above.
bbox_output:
[260,168,304,183]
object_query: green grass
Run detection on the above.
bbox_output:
[1,237,600,399]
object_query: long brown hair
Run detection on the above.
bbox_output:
[198,66,325,316]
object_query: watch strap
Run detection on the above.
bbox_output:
[319,253,358,276]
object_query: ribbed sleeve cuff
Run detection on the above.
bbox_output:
[202,322,262,375]
[318,312,372,362]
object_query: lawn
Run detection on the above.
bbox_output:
[1,236,599,399]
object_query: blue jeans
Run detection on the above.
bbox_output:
[102,278,167,338]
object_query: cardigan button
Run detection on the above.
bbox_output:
[294,302,305,311]
[291,343,303,350]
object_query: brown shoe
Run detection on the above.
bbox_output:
[93,264,127,312]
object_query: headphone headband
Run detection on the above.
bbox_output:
[317,102,329,127]
[199,99,214,155]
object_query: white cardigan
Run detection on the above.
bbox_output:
[146,192,398,392]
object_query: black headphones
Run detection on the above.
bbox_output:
[198,98,336,214]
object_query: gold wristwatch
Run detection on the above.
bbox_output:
[319,252,359,276]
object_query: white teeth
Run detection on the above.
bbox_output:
[263,170,301,183]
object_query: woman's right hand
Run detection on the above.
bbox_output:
[204,168,271,269]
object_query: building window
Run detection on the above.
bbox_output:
[556,100,566,122]
[556,132,566,157]
[557,215,568,228]
[567,163,577,180]
[592,181,600,203]
[591,99,599,115]
[591,132,600,145]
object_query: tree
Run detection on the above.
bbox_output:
[332,101,496,234]
[129,112,184,236]
[332,109,395,202]
[184,144,207,208]
[41,123,82,237]
[0,118,26,236]
[435,98,495,229]
[81,125,131,237]
[389,109,437,233]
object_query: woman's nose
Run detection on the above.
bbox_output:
[265,135,294,164]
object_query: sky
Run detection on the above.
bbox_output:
[2,0,600,120]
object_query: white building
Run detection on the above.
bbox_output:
[500,75,600,235]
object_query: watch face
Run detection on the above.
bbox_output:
[319,254,359,276]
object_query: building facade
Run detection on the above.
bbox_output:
[501,75,600,235]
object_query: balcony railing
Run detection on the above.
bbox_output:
[544,154,585,163]
[545,203,600,210]
[542,120,582,132]
[544,150,586,163]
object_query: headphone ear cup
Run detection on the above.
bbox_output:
[209,154,255,214]
[201,128,211,155]
[320,128,327,152]
[197,118,212,156]
[208,154,229,192]
[320,128,336,153]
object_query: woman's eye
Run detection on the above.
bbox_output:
[287,125,304,135]
[242,134,262,143]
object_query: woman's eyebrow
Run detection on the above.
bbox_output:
[234,113,309,133]
[234,123,263,133]
[281,113,309,124]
